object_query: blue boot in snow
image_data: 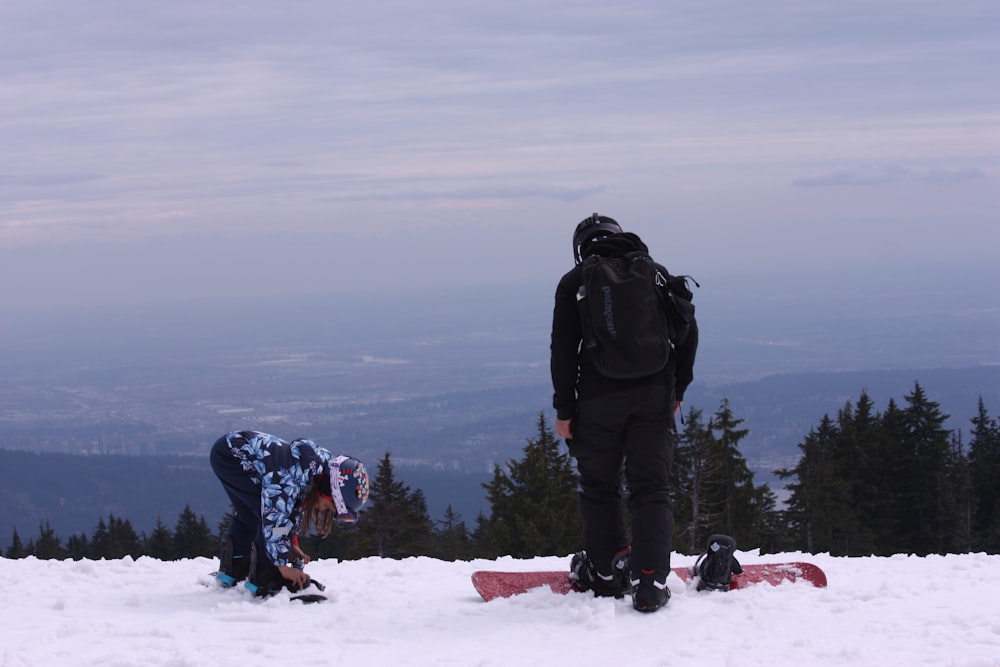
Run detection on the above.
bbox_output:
[215,536,250,588]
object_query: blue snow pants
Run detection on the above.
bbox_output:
[209,436,269,563]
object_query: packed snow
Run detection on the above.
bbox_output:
[2,550,998,667]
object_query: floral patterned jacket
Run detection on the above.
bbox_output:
[221,431,332,566]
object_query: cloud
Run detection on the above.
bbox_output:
[323,184,607,203]
[794,165,987,187]
[0,173,104,187]
[0,0,997,307]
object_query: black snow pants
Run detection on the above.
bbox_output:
[568,382,674,578]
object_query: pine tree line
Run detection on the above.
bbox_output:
[6,387,999,562]
[304,413,580,562]
[5,505,217,561]
[2,415,576,564]
[777,383,1000,556]
[311,393,998,561]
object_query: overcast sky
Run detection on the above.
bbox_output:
[1,0,997,310]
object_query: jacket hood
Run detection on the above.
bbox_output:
[581,231,649,259]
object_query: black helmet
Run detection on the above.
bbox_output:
[573,213,623,263]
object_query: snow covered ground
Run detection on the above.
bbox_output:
[2,550,998,667]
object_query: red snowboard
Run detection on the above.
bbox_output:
[471,562,827,601]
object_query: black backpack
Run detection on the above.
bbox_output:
[577,245,695,380]
[657,270,696,348]
[693,534,743,592]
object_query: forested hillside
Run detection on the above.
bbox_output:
[7,385,999,559]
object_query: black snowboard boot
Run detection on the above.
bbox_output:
[630,569,670,613]
[215,536,250,588]
[245,545,321,597]
[694,534,743,592]
[245,543,288,597]
[570,547,631,599]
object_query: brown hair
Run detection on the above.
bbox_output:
[299,482,335,539]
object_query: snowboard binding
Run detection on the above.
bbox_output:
[692,534,743,592]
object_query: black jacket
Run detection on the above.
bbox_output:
[549,233,698,421]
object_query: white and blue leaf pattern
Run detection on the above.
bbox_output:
[224,431,334,565]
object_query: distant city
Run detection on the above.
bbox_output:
[2,266,999,545]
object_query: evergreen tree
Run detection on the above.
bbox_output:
[348,451,434,559]
[969,397,1000,552]
[471,512,491,557]
[478,412,579,558]
[752,484,784,554]
[896,383,952,555]
[408,488,434,555]
[173,505,215,558]
[5,528,27,559]
[704,398,770,546]
[33,520,65,560]
[113,515,143,558]
[146,516,176,561]
[945,431,973,553]
[873,397,908,554]
[778,418,838,553]
[432,504,472,561]
[65,533,89,561]
[216,510,235,544]
[89,517,111,559]
[785,400,878,556]
[837,392,884,555]
[672,407,717,553]
[675,400,779,552]
[89,514,142,559]
[779,391,899,556]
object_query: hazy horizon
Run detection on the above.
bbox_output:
[3,256,999,383]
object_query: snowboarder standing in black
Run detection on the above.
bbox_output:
[550,214,698,612]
